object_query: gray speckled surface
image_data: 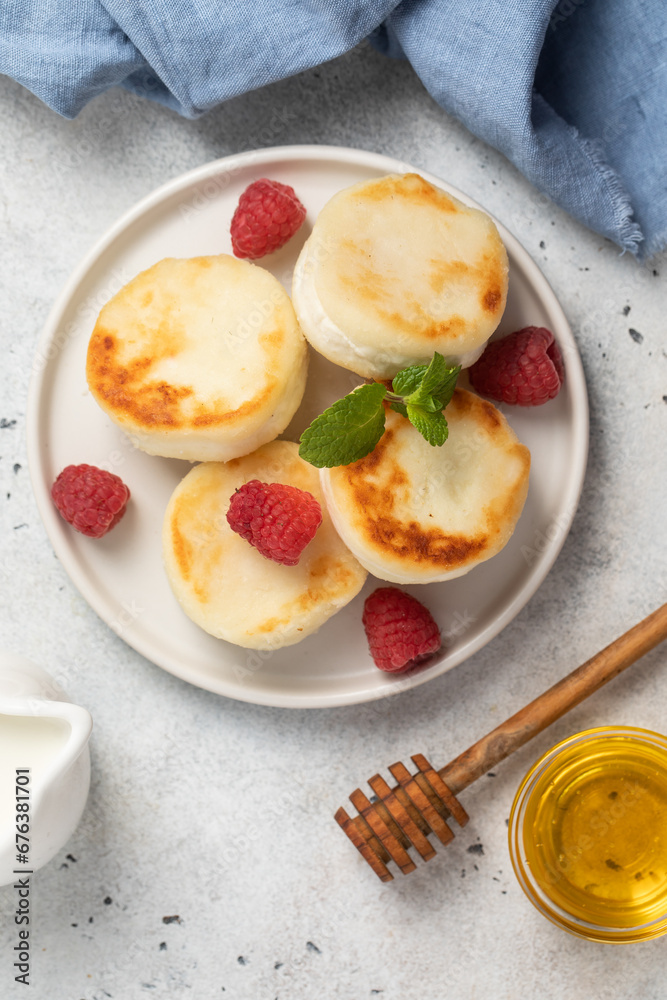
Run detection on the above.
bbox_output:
[1,41,667,999]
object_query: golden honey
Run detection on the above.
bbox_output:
[509,727,667,943]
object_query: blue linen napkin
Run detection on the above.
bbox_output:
[2,0,665,257]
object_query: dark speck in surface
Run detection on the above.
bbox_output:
[623,305,631,315]
[237,956,248,965]
[66,853,77,862]
[662,396,667,404]
[88,917,93,923]
[13,462,21,473]
[0,418,16,429]
[104,896,113,905]
[71,923,77,927]
[653,270,659,276]
[628,328,644,343]
[467,843,484,856]
[306,941,321,954]
[159,942,167,951]
[162,914,181,924]
[486,772,496,778]
[274,962,283,969]
[539,241,545,249]
[609,790,618,799]
[606,858,622,871]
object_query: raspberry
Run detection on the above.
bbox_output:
[362,587,441,673]
[468,326,564,406]
[51,464,130,538]
[230,179,306,259]
[226,480,322,566]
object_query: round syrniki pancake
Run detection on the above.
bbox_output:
[163,441,368,650]
[292,173,508,379]
[86,255,308,462]
[320,389,530,585]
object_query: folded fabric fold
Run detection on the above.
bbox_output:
[1,0,665,257]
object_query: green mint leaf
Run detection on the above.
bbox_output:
[406,405,449,447]
[389,400,408,418]
[416,395,444,413]
[413,352,449,399]
[299,382,387,468]
[429,364,461,410]
[406,354,461,409]
[391,363,428,397]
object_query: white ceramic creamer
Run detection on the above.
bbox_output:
[0,651,92,886]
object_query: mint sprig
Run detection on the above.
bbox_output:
[298,354,461,468]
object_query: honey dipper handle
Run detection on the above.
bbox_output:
[439,601,667,795]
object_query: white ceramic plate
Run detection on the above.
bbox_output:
[27,146,588,708]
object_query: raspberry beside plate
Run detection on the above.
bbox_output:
[51,464,130,538]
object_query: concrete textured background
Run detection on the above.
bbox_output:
[1,40,666,999]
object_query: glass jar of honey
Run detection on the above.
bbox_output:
[508,727,667,943]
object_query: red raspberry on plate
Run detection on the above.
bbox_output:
[226,480,322,566]
[468,326,564,406]
[230,179,307,259]
[51,464,130,538]
[362,587,441,673]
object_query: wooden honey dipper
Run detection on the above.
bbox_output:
[335,601,667,881]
